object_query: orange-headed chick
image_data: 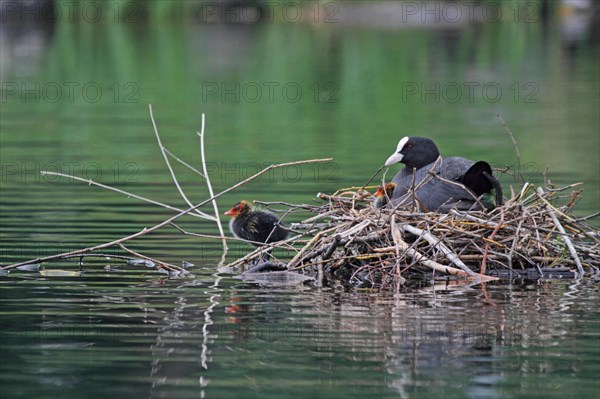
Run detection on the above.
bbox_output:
[224,201,288,246]
[373,183,397,209]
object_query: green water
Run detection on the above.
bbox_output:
[1,13,599,399]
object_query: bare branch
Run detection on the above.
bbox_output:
[40,171,204,218]
[198,113,228,251]
[149,104,215,221]
[2,157,333,271]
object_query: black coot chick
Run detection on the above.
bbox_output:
[224,201,288,245]
[384,136,503,212]
[373,183,397,209]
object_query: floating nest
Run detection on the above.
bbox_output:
[227,182,600,288]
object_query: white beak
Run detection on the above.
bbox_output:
[385,136,409,166]
[385,152,403,166]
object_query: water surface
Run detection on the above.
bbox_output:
[1,14,599,399]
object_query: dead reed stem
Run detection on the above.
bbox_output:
[1,157,333,271]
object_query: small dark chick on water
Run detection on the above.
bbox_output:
[224,201,288,246]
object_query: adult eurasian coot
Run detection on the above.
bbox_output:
[384,137,503,211]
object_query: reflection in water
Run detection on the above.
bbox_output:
[559,0,596,47]
[1,3,599,398]
[0,0,55,78]
[188,24,259,73]
[146,276,223,398]
[121,278,599,398]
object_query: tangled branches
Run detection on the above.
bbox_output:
[227,182,599,289]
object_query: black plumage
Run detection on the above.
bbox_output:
[225,201,288,245]
[384,137,503,212]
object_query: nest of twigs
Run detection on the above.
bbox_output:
[228,182,600,288]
